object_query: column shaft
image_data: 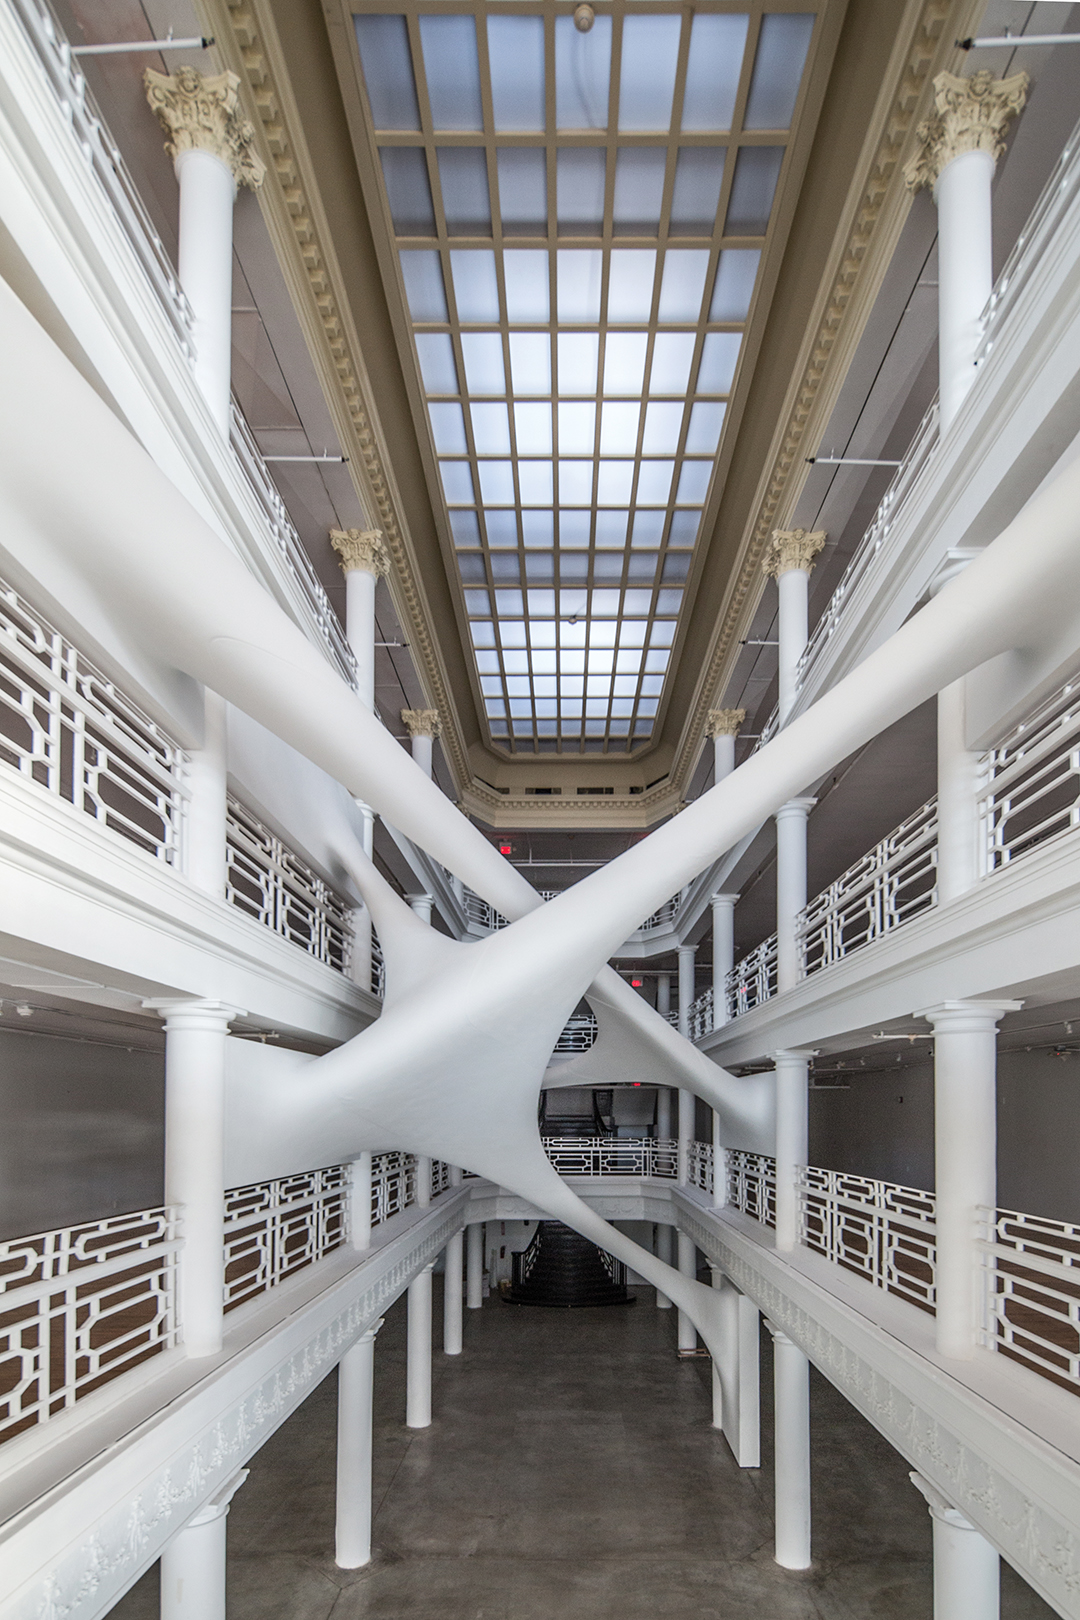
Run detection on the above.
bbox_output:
[160,1473,246,1620]
[711,894,737,1025]
[350,1152,372,1252]
[776,799,813,993]
[466,1222,484,1308]
[714,1275,760,1465]
[774,1050,809,1253]
[175,147,236,434]
[185,689,227,896]
[345,567,378,710]
[406,1265,434,1427]
[936,678,981,902]
[677,1230,697,1350]
[912,1473,1000,1620]
[777,565,809,725]
[772,1331,811,1569]
[415,1155,432,1208]
[935,149,994,431]
[655,1222,673,1308]
[443,1230,464,1355]
[335,1327,381,1569]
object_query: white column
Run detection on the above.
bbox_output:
[677,944,696,1192]
[350,1151,372,1252]
[770,1326,811,1570]
[928,552,981,904]
[160,1470,248,1620]
[415,1155,432,1209]
[911,1473,1000,1620]
[443,1231,464,1355]
[774,1049,810,1254]
[406,1263,434,1428]
[712,1108,727,1210]
[656,972,671,1018]
[676,1230,697,1352]
[775,797,815,994]
[146,999,243,1358]
[655,1222,673,1309]
[332,529,389,711]
[710,892,738,1028]
[406,893,434,925]
[349,801,376,994]
[713,1272,760,1466]
[402,709,441,780]
[145,70,265,435]
[763,531,824,726]
[184,689,228,897]
[466,1222,484,1308]
[335,1321,383,1569]
[920,1000,1019,1359]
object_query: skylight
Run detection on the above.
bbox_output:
[352,3,815,754]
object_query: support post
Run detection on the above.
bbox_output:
[350,1151,372,1252]
[655,1222,673,1309]
[706,707,745,786]
[406,893,434,926]
[466,1222,484,1308]
[919,1000,1019,1358]
[443,1230,464,1355]
[415,1156,432,1209]
[406,1263,434,1428]
[763,530,825,727]
[911,1473,1000,1620]
[184,689,228,897]
[677,1230,697,1351]
[160,1471,248,1620]
[335,1322,383,1569]
[401,709,441,779]
[677,943,696,1186]
[775,798,815,994]
[774,1049,810,1254]
[713,1271,760,1465]
[769,1326,811,1570]
[710,892,738,1028]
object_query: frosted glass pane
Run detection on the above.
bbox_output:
[559,510,592,547]
[637,460,674,504]
[559,460,595,503]
[670,149,726,235]
[603,332,648,394]
[504,251,549,321]
[354,16,420,130]
[496,589,526,615]
[625,552,657,582]
[619,619,648,643]
[429,402,467,453]
[600,401,641,455]
[710,249,761,320]
[437,148,491,235]
[471,401,511,454]
[419,15,482,130]
[592,589,621,615]
[509,332,551,394]
[440,461,475,503]
[555,14,612,129]
[475,651,500,672]
[451,250,499,321]
[682,14,749,130]
[522,510,555,547]
[650,620,676,645]
[597,460,634,504]
[496,150,548,236]
[557,251,603,321]
[518,460,554,505]
[560,554,589,584]
[612,147,667,235]
[668,509,700,545]
[745,14,814,130]
[726,147,783,235]
[514,402,552,454]
[697,332,742,393]
[594,551,623,581]
[557,331,599,393]
[400,250,447,320]
[488,16,545,132]
[649,332,696,393]
[642,400,683,453]
[685,400,726,453]
[607,250,656,321]
[478,460,515,503]
[450,509,480,546]
[557,148,607,234]
[505,675,530,695]
[657,588,683,613]
[416,332,458,392]
[619,14,682,131]
[486,511,519,546]
[595,510,628,547]
[380,148,435,235]
[489,552,520,580]
[631,512,663,547]
[501,620,528,645]
[658,250,710,322]
[461,332,506,394]
[616,648,644,670]
[622,589,653,618]
[480,675,504,695]
[558,401,595,452]
[676,460,712,503]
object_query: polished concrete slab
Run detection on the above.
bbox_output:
[111,1286,1056,1619]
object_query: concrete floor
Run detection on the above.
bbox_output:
[111,1287,1056,1619]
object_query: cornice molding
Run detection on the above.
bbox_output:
[201,0,473,791]
[668,0,981,801]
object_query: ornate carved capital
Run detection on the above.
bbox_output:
[904,69,1028,192]
[706,707,746,739]
[330,528,390,578]
[762,529,826,579]
[401,708,441,740]
[144,68,265,189]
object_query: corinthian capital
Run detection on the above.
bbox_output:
[706,708,745,739]
[401,708,441,740]
[330,528,390,578]
[904,70,1028,192]
[145,68,265,189]
[762,529,825,579]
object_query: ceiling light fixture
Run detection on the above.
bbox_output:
[574,4,595,32]
[15,1002,32,1017]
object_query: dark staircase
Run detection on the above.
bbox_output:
[505,1221,633,1308]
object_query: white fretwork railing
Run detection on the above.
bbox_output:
[430,1159,451,1200]
[554,1014,598,1053]
[978,1206,1080,1393]
[228,407,358,691]
[799,797,938,978]
[685,988,715,1041]
[10,0,195,357]
[687,1139,714,1196]
[225,796,353,974]
[0,1206,181,1447]
[639,894,682,931]
[223,1166,348,1312]
[542,1137,679,1178]
[724,935,777,1019]
[980,676,1080,874]
[800,1166,936,1314]
[0,577,188,864]
[796,397,941,697]
[371,1151,417,1225]
[727,1150,776,1226]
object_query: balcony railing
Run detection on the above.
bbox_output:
[10,0,195,357]
[371,1150,417,1224]
[0,1205,181,1448]
[724,935,777,1020]
[981,675,1080,873]
[225,796,353,974]
[687,1139,715,1196]
[727,1149,776,1226]
[978,1205,1080,1394]
[542,1137,679,1178]
[553,1014,598,1053]
[0,574,188,864]
[223,1165,348,1312]
[800,1165,936,1314]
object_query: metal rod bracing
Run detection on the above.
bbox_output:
[71,36,212,55]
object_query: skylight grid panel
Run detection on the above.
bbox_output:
[487,16,545,133]
[554,15,612,131]
[681,14,750,132]
[612,147,667,236]
[354,16,421,131]
[744,14,815,131]
[725,146,784,236]
[450,249,500,321]
[418,15,483,132]
[618,14,683,133]
[496,150,549,237]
